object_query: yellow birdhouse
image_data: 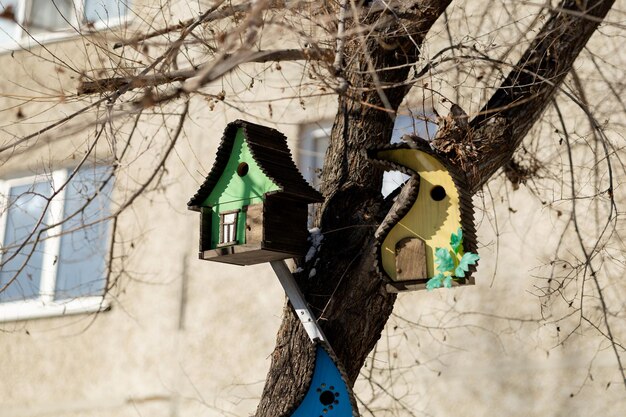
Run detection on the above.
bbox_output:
[369,139,478,292]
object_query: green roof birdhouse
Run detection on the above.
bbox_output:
[188,120,324,265]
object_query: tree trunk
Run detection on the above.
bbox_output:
[255,0,615,415]
[255,2,452,415]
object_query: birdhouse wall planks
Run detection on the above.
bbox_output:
[368,138,478,292]
[188,120,324,265]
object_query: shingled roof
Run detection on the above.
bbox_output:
[188,120,324,211]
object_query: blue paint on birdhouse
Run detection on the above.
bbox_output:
[290,344,357,417]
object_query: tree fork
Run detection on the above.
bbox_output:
[255,1,452,416]
[255,0,616,415]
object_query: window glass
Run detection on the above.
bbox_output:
[0,0,19,46]
[27,0,73,34]
[220,212,237,244]
[298,114,438,197]
[298,125,330,189]
[84,0,128,24]
[0,1,129,48]
[392,113,437,141]
[0,180,52,302]
[381,114,438,196]
[55,167,112,299]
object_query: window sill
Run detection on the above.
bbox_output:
[0,296,110,322]
[0,17,129,55]
[217,242,238,248]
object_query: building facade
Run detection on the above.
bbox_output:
[0,1,624,417]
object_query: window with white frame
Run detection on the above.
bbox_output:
[297,113,438,197]
[0,0,129,47]
[0,166,113,321]
[218,211,238,246]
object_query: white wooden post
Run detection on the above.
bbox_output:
[270,260,326,343]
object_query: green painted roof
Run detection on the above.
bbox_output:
[202,129,280,207]
[188,120,324,210]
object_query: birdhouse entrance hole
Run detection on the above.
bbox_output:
[237,162,249,176]
[319,390,336,406]
[430,185,446,201]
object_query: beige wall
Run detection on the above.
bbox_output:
[0,1,624,417]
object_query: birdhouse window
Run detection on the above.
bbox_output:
[219,211,239,245]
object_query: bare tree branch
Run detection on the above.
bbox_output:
[464,0,616,192]
[77,48,333,95]
[112,0,313,49]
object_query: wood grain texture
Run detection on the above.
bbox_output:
[201,245,297,265]
[245,203,264,244]
[263,195,310,253]
[199,206,212,252]
[395,238,427,281]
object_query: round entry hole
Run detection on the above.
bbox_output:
[237,162,249,177]
[430,185,446,201]
[319,390,336,406]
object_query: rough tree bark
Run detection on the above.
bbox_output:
[254,1,615,416]
[255,1,453,415]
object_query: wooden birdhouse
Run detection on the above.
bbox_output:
[188,120,324,265]
[368,138,478,292]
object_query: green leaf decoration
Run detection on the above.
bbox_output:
[454,252,480,278]
[426,273,445,291]
[450,228,463,254]
[427,229,479,291]
[435,247,454,273]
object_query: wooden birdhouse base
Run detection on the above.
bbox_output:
[199,243,301,266]
[385,277,474,293]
